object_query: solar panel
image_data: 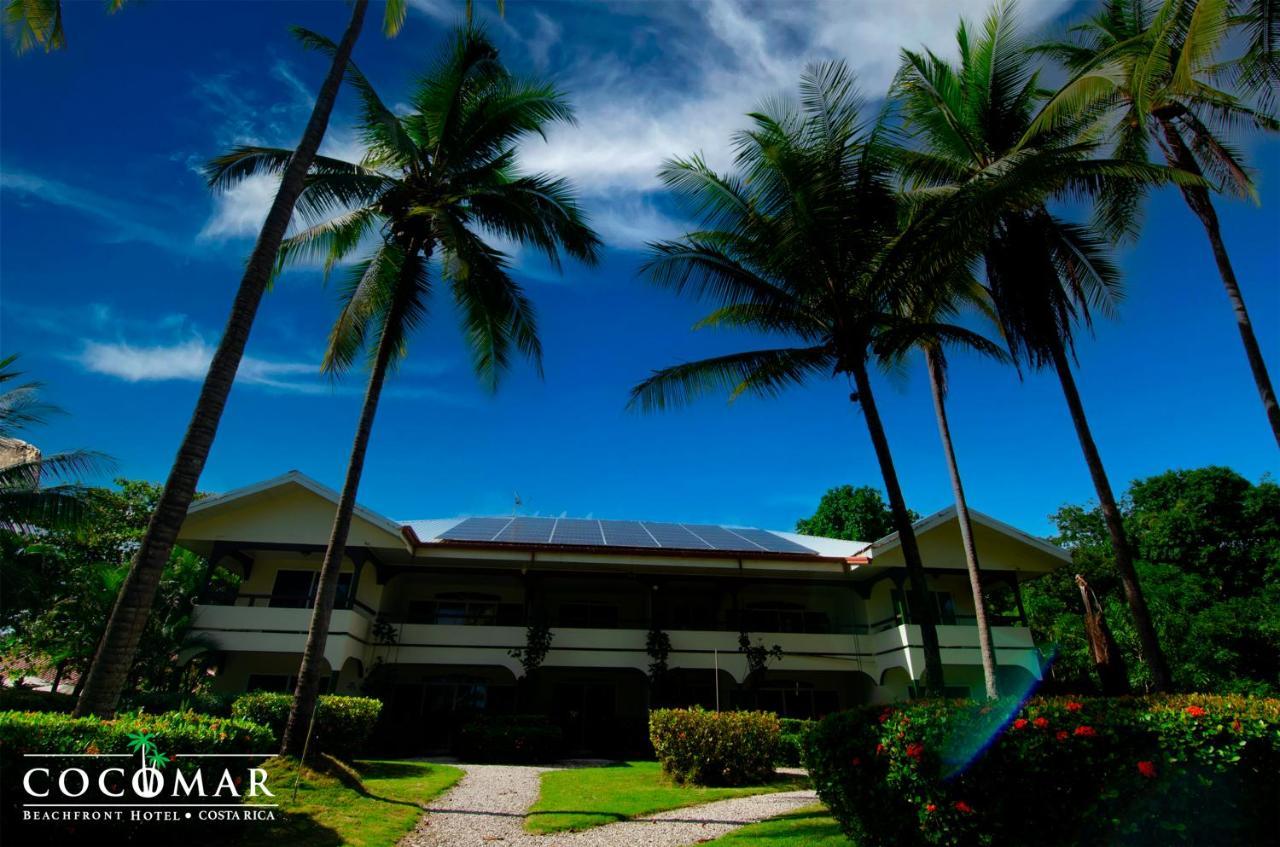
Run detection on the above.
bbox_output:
[438,517,512,542]
[600,520,660,548]
[683,524,765,552]
[642,522,713,549]
[726,527,816,554]
[551,518,605,545]
[494,517,555,543]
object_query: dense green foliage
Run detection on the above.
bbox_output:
[526,760,807,834]
[230,692,382,760]
[649,707,781,786]
[795,485,916,542]
[452,714,564,763]
[1027,466,1280,694]
[1,478,224,695]
[777,717,815,767]
[0,708,274,762]
[806,695,1280,846]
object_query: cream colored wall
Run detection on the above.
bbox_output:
[182,483,404,551]
[229,554,383,610]
[872,519,1063,574]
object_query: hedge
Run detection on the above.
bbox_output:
[230,692,381,760]
[453,714,564,763]
[805,694,1280,847]
[0,709,275,763]
[777,717,814,767]
[650,708,780,786]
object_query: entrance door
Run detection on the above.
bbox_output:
[553,681,616,753]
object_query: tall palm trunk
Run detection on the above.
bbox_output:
[924,348,999,699]
[280,259,411,757]
[850,361,945,695]
[1048,338,1172,692]
[74,0,371,718]
[1158,118,1280,448]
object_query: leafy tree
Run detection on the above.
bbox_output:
[1032,0,1280,447]
[893,0,1185,691]
[1024,466,1280,694]
[795,485,916,543]
[76,0,398,718]
[208,26,600,754]
[1,480,227,697]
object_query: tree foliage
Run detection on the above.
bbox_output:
[1025,466,1280,695]
[795,484,918,543]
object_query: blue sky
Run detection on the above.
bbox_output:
[1,0,1276,537]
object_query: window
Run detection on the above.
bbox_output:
[735,602,831,634]
[407,593,522,626]
[268,569,354,609]
[558,602,618,628]
[891,589,958,626]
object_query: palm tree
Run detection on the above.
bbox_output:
[3,0,121,54]
[628,62,1011,696]
[897,282,1007,699]
[0,354,109,529]
[206,26,600,754]
[1031,0,1280,447]
[73,0,399,718]
[894,2,1177,690]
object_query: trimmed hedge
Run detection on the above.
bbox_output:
[805,694,1280,847]
[778,717,814,767]
[0,709,274,761]
[650,708,780,786]
[120,689,236,716]
[230,692,381,760]
[454,714,564,763]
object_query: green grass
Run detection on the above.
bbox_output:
[524,761,809,834]
[238,756,463,847]
[703,804,855,846]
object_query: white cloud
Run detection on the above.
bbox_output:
[76,338,327,393]
[199,173,281,240]
[589,197,691,251]
[526,11,562,69]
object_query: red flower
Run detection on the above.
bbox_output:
[1033,717,1049,729]
[850,757,862,767]
[1185,705,1207,718]
[925,804,938,813]
[1066,701,1084,712]
[1056,731,1069,741]
[1232,719,1243,732]
[875,743,886,756]
[879,709,893,723]
[1073,725,1097,738]
[953,800,974,814]
[906,742,925,761]
[1013,718,1029,730]
[1137,760,1157,779]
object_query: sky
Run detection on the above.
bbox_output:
[1,0,1277,537]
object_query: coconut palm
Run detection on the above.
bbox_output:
[894,282,1008,699]
[206,26,600,754]
[627,62,1016,695]
[0,354,109,529]
[1031,0,1280,447]
[74,0,399,718]
[894,2,1177,690]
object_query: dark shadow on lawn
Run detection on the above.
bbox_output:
[300,755,424,809]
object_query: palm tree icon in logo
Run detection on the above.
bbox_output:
[126,731,168,797]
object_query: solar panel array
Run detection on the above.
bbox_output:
[436,516,816,555]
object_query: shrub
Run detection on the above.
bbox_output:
[805,694,1280,847]
[0,709,274,763]
[649,708,780,786]
[453,714,563,763]
[777,717,814,767]
[230,692,381,760]
[119,689,236,716]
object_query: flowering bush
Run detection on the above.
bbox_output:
[453,714,563,763]
[805,694,1280,846]
[777,717,814,766]
[230,692,381,760]
[649,708,780,785]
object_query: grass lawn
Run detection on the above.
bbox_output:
[524,761,809,834]
[703,804,854,846]
[238,756,463,847]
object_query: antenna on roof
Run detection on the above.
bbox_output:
[513,491,522,516]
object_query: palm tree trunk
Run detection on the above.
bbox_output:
[73,0,371,719]
[924,348,999,699]
[280,272,404,757]
[1158,119,1280,448]
[1048,338,1172,692]
[850,361,945,695]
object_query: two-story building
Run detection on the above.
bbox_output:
[177,471,1068,752]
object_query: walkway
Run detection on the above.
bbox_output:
[400,762,816,847]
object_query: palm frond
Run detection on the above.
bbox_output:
[627,346,835,413]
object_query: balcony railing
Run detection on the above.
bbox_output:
[199,590,377,618]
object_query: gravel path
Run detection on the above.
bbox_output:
[400,763,816,847]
